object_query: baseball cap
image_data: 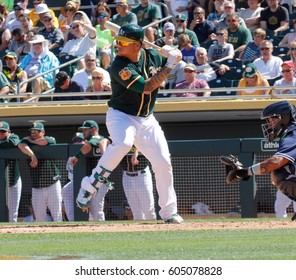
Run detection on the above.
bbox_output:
[72,132,84,142]
[36,3,49,14]
[97,11,109,18]
[30,122,44,131]
[114,0,127,3]
[43,12,53,20]
[244,63,257,78]
[281,61,295,70]
[14,3,24,10]
[175,14,187,21]
[78,120,99,131]
[114,24,144,43]
[0,121,10,131]
[4,52,17,59]
[54,71,69,88]
[184,63,196,71]
[163,22,175,32]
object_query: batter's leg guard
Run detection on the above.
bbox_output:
[90,166,114,191]
[76,176,99,211]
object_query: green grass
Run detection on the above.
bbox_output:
[0,223,296,260]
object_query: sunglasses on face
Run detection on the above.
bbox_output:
[260,47,270,51]
[33,42,42,46]
[14,8,21,11]
[193,12,204,15]
[291,48,296,51]
[282,69,293,73]
[227,19,237,22]
[31,129,40,134]
[116,4,124,7]
[72,25,80,29]
[116,40,134,47]
[85,59,95,62]
[184,69,195,73]
[4,57,14,60]
[74,15,83,19]
[92,76,103,80]
[43,19,52,22]
[176,20,185,23]
[65,8,74,12]
[0,130,7,133]
[216,33,224,36]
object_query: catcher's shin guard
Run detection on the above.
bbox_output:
[76,176,98,211]
[90,166,114,190]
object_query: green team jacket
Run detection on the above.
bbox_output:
[0,133,21,186]
[19,136,60,188]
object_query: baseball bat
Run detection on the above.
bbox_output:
[104,21,169,58]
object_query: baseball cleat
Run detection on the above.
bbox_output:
[165,214,184,224]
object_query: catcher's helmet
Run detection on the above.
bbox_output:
[261,100,296,142]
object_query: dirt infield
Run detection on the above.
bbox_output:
[1,220,296,234]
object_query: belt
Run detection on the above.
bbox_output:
[126,170,146,177]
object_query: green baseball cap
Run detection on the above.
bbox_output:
[0,121,10,131]
[114,24,144,43]
[78,120,99,131]
[30,122,45,131]
[4,52,17,59]
[72,132,84,142]
[175,13,187,21]
[244,63,257,78]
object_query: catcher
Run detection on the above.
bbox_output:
[220,100,296,203]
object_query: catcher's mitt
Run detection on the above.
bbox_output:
[220,155,249,184]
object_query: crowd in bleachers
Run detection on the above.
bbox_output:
[0,0,296,100]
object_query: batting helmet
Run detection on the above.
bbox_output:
[261,100,296,142]
[115,24,144,42]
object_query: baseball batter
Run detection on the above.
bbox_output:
[76,23,183,223]
[72,120,110,221]
[121,146,156,220]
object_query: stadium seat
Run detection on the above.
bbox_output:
[208,78,234,96]
[201,40,217,50]
[221,66,244,80]
[267,76,281,86]
[58,55,78,77]
[272,46,289,58]
[220,59,244,69]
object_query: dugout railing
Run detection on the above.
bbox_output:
[0,139,284,222]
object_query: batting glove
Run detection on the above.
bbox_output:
[165,49,182,69]
[161,45,173,57]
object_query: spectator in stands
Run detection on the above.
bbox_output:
[6,3,25,32]
[132,0,161,42]
[164,60,187,91]
[15,30,36,62]
[238,28,266,63]
[253,40,283,79]
[94,2,112,22]
[195,47,217,82]
[173,63,211,97]
[0,72,10,100]
[278,19,296,48]
[174,13,199,47]
[274,61,296,95]
[178,33,197,65]
[60,17,96,63]
[189,6,216,44]
[19,35,59,99]
[72,51,111,91]
[0,3,10,22]
[237,0,263,33]
[216,1,247,29]
[95,11,113,70]
[85,67,111,100]
[59,0,78,28]
[3,52,28,96]
[0,14,11,50]
[18,13,32,34]
[53,71,84,101]
[9,28,26,53]
[207,27,234,63]
[289,41,296,69]
[207,0,225,26]
[260,0,289,37]
[30,2,58,28]
[5,0,30,24]
[111,0,138,27]
[164,0,190,20]
[71,8,92,25]
[226,13,252,55]
[237,62,270,95]
[155,22,179,48]
[37,13,64,51]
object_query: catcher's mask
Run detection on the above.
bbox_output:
[261,100,296,142]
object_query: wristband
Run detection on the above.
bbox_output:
[248,163,261,176]
[74,150,83,158]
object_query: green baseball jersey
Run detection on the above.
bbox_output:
[132,3,161,27]
[87,135,105,147]
[111,12,138,26]
[0,133,21,186]
[19,136,60,188]
[108,48,163,117]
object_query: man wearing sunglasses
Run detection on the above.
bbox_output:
[111,0,138,27]
[274,61,296,95]
[76,23,184,224]
[29,1,58,28]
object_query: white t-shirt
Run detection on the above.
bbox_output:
[72,68,111,91]
[274,78,296,95]
[61,33,96,57]
[253,56,283,79]
[237,7,263,32]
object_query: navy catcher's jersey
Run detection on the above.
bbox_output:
[275,124,296,163]
[108,48,163,117]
